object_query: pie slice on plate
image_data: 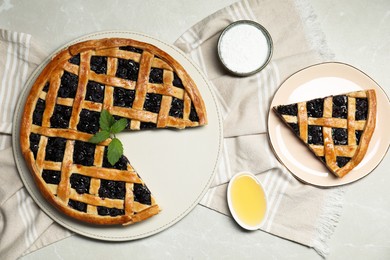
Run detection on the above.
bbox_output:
[20,38,207,225]
[273,89,376,178]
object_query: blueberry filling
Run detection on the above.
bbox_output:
[29,133,41,159]
[336,156,351,168]
[189,103,199,122]
[332,95,348,119]
[355,130,363,145]
[133,183,151,205]
[113,87,135,108]
[140,122,157,129]
[102,148,128,170]
[172,72,184,89]
[68,54,80,65]
[32,98,45,126]
[149,68,163,83]
[90,56,107,74]
[115,58,139,81]
[42,82,50,92]
[169,97,184,118]
[143,93,162,113]
[76,109,100,134]
[70,173,91,194]
[119,46,143,54]
[276,104,298,117]
[85,81,105,103]
[68,199,87,212]
[288,123,300,136]
[58,71,78,98]
[42,169,61,185]
[306,98,324,118]
[73,141,96,166]
[332,128,348,145]
[355,98,368,120]
[97,206,124,216]
[45,137,67,162]
[307,125,323,145]
[319,156,326,163]
[50,104,72,129]
[99,179,125,199]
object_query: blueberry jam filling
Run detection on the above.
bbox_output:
[42,170,61,185]
[73,141,96,166]
[189,103,199,122]
[319,156,326,163]
[307,125,323,145]
[29,133,41,159]
[68,199,87,212]
[332,128,348,145]
[288,123,300,136]
[77,109,100,134]
[32,98,45,126]
[276,104,298,116]
[113,115,130,129]
[58,71,78,98]
[102,148,128,170]
[140,122,157,129]
[149,68,163,83]
[115,58,139,81]
[85,81,105,103]
[355,98,368,120]
[172,72,184,89]
[133,183,152,205]
[50,104,72,129]
[97,206,124,216]
[355,130,363,145]
[169,97,184,118]
[45,137,67,162]
[90,56,107,75]
[332,95,348,119]
[113,87,135,108]
[99,179,125,199]
[42,82,50,92]
[306,98,324,118]
[119,46,143,54]
[70,173,91,194]
[68,54,80,65]
[143,93,162,113]
[336,156,351,168]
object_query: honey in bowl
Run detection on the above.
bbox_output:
[227,172,267,230]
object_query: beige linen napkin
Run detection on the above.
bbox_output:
[0,29,72,260]
[174,0,344,257]
[0,0,344,258]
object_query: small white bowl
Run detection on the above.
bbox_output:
[227,172,268,230]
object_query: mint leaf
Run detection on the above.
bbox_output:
[89,130,110,144]
[100,109,115,131]
[108,138,123,166]
[110,118,128,134]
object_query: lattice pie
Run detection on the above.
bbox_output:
[20,38,207,225]
[273,89,376,178]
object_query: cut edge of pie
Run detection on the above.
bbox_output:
[272,89,376,178]
[20,37,208,225]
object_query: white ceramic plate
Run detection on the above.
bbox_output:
[12,31,223,240]
[268,62,390,187]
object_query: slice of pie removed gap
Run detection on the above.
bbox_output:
[272,89,376,178]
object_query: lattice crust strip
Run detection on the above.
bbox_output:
[20,38,208,225]
[273,89,376,178]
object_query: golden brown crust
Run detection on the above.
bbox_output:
[273,89,377,178]
[20,37,208,225]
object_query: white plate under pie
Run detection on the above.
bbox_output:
[268,62,390,187]
[12,31,223,241]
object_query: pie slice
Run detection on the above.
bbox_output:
[273,89,376,178]
[20,38,207,225]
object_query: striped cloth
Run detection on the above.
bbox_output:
[0,0,345,258]
[174,0,344,257]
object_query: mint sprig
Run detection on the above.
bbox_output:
[88,109,128,166]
